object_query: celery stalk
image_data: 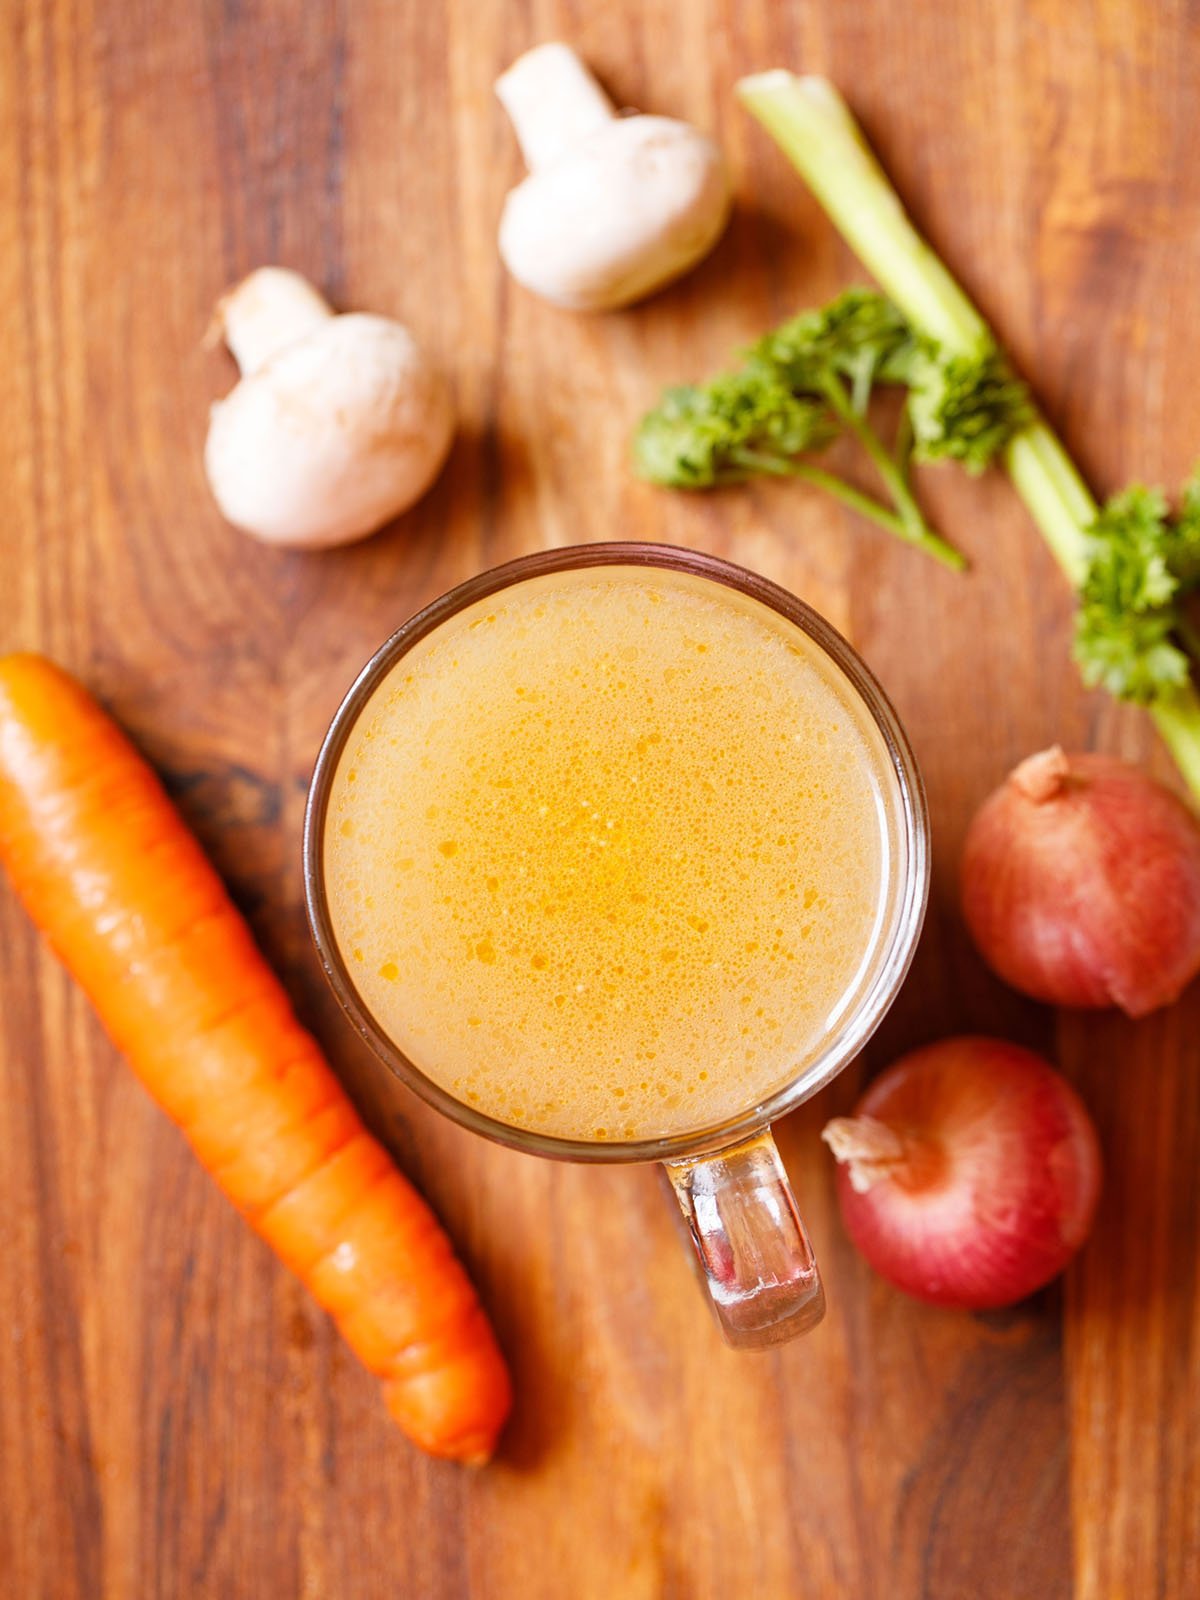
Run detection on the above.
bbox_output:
[1150,694,1200,799]
[1003,430,1094,586]
[738,74,988,356]
[738,69,1200,802]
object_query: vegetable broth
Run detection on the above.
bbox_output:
[324,565,894,1141]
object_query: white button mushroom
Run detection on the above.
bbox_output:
[495,42,732,312]
[204,268,455,549]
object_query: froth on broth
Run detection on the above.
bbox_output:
[324,565,894,1142]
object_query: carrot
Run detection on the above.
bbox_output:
[0,654,511,1463]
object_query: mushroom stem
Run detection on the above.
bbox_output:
[212,267,334,376]
[495,42,616,173]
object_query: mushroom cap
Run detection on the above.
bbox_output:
[204,314,455,548]
[498,115,731,311]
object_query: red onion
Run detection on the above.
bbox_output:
[822,1037,1101,1309]
[961,746,1200,1017]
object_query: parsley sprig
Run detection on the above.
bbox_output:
[635,287,1033,572]
[1075,481,1200,703]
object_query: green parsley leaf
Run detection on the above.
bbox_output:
[747,286,916,412]
[632,374,834,488]
[1073,485,1194,703]
[907,343,1034,474]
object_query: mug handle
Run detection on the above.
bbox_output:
[665,1129,825,1349]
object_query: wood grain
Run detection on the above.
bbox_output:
[1,0,1198,1595]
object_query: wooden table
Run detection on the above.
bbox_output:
[3,2,1198,1595]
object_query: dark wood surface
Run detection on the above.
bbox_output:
[2,1,1198,1595]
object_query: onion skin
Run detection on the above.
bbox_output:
[823,1037,1101,1310]
[961,747,1200,1017]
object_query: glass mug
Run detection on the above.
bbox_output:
[303,544,929,1349]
